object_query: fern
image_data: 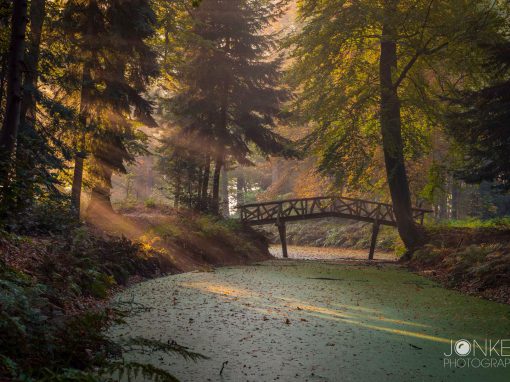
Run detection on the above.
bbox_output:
[120,337,208,362]
[101,361,180,382]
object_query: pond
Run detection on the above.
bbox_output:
[109,248,510,381]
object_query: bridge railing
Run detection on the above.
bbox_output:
[238,196,431,226]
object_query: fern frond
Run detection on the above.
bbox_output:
[103,361,180,382]
[121,337,208,361]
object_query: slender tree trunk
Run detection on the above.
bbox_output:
[451,180,460,220]
[212,154,223,214]
[87,158,114,216]
[187,175,192,208]
[0,0,28,187]
[200,154,211,207]
[70,59,93,217]
[71,132,86,214]
[14,0,46,209]
[236,174,245,206]
[70,0,98,218]
[379,3,424,252]
[0,54,7,109]
[220,165,229,217]
[197,166,204,200]
[19,0,44,128]
[438,188,448,220]
[174,174,181,208]
[0,5,8,107]
[70,114,88,216]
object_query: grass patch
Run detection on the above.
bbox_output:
[429,217,510,229]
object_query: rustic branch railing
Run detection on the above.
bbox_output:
[238,196,431,227]
[237,196,432,260]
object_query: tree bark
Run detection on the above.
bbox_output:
[86,159,114,216]
[174,174,181,208]
[70,64,92,217]
[200,154,211,207]
[212,154,223,214]
[14,0,46,209]
[70,135,86,216]
[236,174,245,206]
[220,165,229,217]
[0,53,7,109]
[451,180,460,220]
[0,0,28,186]
[379,3,424,252]
[19,0,44,130]
[70,0,98,218]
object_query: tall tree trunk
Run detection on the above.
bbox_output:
[379,4,424,252]
[14,0,46,209]
[187,175,192,208]
[0,1,8,106]
[451,180,460,220]
[19,0,44,128]
[200,154,211,207]
[236,174,245,206]
[70,0,97,218]
[0,54,7,109]
[212,154,223,214]
[438,187,448,220]
[70,63,92,217]
[197,166,204,200]
[86,158,114,217]
[0,0,28,187]
[174,174,181,208]
[220,165,229,217]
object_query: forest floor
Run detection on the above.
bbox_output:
[109,246,510,382]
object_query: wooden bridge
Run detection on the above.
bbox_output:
[238,196,432,260]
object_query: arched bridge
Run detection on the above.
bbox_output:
[238,196,432,260]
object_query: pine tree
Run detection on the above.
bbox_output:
[167,0,291,213]
[63,0,158,217]
[447,42,510,191]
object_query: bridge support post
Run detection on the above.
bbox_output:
[368,221,380,260]
[277,221,288,258]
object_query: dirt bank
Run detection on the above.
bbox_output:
[91,206,272,272]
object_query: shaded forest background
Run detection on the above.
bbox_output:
[1,0,510,237]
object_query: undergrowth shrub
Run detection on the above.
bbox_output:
[1,229,201,381]
[413,245,445,266]
[7,200,80,235]
[145,198,157,209]
[431,217,510,229]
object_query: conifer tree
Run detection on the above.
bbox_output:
[63,0,158,216]
[168,0,291,213]
[447,41,510,191]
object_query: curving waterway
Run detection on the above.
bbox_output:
[109,246,510,381]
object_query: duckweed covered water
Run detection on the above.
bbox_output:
[109,257,510,381]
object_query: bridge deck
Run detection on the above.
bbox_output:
[238,196,431,227]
